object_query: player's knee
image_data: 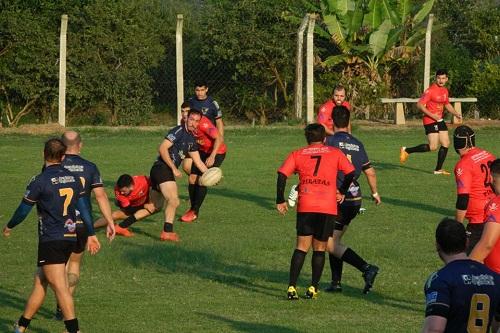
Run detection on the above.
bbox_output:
[168,197,180,208]
[67,272,80,288]
[429,144,438,151]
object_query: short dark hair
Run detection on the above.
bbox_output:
[332,85,346,94]
[305,123,326,144]
[181,101,190,109]
[491,159,500,177]
[435,69,448,77]
[333,106,350,128]
[44,138,66,162]
[436,218,466,255]
[188,109,202,118]
[116,174,134,188]
[194,80,208,88]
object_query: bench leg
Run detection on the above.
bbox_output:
[395,102,405,125]
[453,102,462,124]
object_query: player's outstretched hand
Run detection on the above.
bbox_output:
[106,223,116,242]
[336,193,345,204]
[276,202,288,216]
[372,193,381,205]
[2,225,12,237]
[205,155,215,168]
[87,235,101,255]
[173,168,182,178]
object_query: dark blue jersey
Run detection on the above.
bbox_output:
[326,131,370,206]
[157,124,198,168]
[61,154,103,212]
[424,259,500,333]
[188,96,222,126]
[23,164,84,242]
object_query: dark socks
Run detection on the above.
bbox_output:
[341,248,368,272]
[119,215,137,228]
[18,316,31,329]
[188,184,196,207]
[289,249,307,287]
[64,318,79,333]
[191,184,208,214]
[311,251,325,288]
[163,222,173,233]
[329,253,344,283]
[435,146,448,171]
[406,144,430,154]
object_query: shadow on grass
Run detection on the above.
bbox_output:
[374,161,433,175]
[382,196,454,216]
[123,242,285,297]
[208,187,274,211]
[199,313,302,333]
[0,288,54,320]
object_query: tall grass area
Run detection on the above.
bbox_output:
[0,126,498,332]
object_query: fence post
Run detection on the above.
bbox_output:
[58,14,68,127]
[176,14,184,125]
[294,15,308,119]
[395,102,405,125]
[306,14,316,124]
[423,14,434,91]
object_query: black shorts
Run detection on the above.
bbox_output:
[120,205,145,216]
[296,212,335,241]
[466,223,485,255]
[191,152,226,176]
[334,205,361,231]
[38,240,74,266]
[424,121,448,135]
[72,223,88,254]
[150,161,175,191]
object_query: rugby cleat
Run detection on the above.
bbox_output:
[399,147,409,164]
[304,286,318,299]
[54,306,63,321]
[13,323,23,333]
[287,286,299,300]
[160,231,179,242]
[115,224,134,237]
[180,209,197,223]
[325,281,342,293]
[288,185,298,207]
[362,264,379,294]
[433,169,451,176]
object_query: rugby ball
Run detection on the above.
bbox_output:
[200,167,223,187]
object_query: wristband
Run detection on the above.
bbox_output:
[371,192,379,197]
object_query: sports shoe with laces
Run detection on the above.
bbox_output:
[288,185,298,207]
[433,169,451,175]
[362,264,379,294]
[287,286,299,300]
[115,224,134,237]
[13,323,23,333]
[304,285,318,299]
[399,147,409,164]
[325,281,342,293]
[180,209,197,223]
[160,231,179,242]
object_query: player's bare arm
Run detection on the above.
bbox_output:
[444,103,461,119]
[159,139,181,178]
[93,186,115,241]
[417,102,441,121]
[363,167,381,205]
[469,222,500,263]
[189,151,208,174]
[215,118,224,137]
[206,127,224,167]
[421,315,447,333]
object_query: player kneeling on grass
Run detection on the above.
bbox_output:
[94,174,162,237]
[2,138,100,333]
[149,109,208,242]
[276,123,355,300]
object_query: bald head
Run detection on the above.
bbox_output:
[61,130,82,154]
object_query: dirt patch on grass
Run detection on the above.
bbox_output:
[0,123,66,135]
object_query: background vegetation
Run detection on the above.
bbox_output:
[0,0,498,126]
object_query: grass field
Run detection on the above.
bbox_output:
[0,125,499,332]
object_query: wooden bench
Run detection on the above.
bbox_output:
[380,97,477,125]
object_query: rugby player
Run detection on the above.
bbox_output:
[317,85,352,136]
[3,138,100,333]
[276,123,355,300]
[469,159,500,271]
[189,80,224,136]
[149,109,208,242]
[400,69,462,175]
[94,174,162,237]
[453,125,496,252]
[54,130,114,320]
[325,106,381,294]
[422,218,500,333]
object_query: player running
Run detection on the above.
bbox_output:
[149,109,209,242]
[317,85,352,135]
[276,123,355,300]
[422,218,500,333]
[3,138,100,333]
[400,69,462,175]
[470,159,500,272]
[324,106,381,294]
[94,174,162,237]
[453,125,496,252]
